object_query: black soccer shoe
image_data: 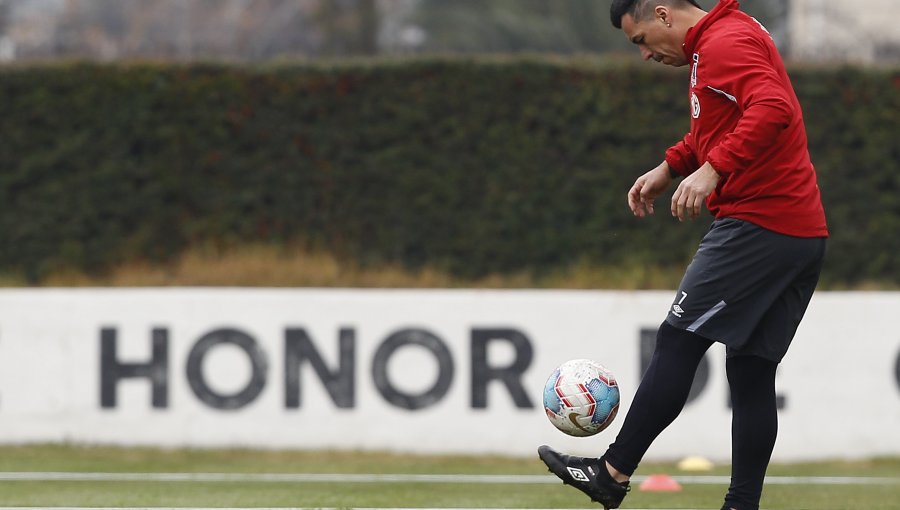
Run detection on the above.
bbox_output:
[538,445,630,509]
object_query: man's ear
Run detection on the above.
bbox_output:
[656,6,672,26]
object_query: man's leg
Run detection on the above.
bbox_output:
[720,245,823,510]
[538,321,712,509]
[604,321,714,477]
[722,355,778,510]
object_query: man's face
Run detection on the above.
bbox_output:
[620,12,688,67]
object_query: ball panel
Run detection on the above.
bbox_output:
[542,368,563,412]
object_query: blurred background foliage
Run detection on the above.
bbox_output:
[0,0,786,61]
[0,1,895,289]
[0,60,896,288]
[411,0,785,55]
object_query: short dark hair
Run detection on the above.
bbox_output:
[610,0,703,29]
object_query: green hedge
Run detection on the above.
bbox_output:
[0,59,897,286]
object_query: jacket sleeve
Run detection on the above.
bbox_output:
[665,132,700,177]
[703,32,795,175]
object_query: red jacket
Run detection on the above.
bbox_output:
[665,0,828,237]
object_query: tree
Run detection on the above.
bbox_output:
[410,0,633,54]
[317,0,379,56]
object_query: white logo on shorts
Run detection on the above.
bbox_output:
[672,291,688,318]
[567,467,590,482]
[691,92,701,118]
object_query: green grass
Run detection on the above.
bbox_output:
[0,445,897,508]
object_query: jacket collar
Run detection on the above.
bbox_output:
[683,0,739,57]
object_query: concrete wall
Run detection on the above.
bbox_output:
[0,289,897,461]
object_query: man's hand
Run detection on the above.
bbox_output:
[671,161,721,221]
[628,161,675,218]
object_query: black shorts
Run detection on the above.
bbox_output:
[665,218,827,362]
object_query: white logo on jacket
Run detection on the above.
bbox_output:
[690,53,700,118]
[691,53,699,87]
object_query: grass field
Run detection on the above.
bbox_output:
[3,243,892,290]
[0,244,688,290]
[0,445,896,509]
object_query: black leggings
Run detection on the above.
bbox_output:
[604,321,778,510]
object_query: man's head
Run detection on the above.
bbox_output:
[610,0,706,67]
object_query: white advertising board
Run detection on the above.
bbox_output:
[0,289,897,461]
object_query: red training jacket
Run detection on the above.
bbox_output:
[664,0,828,237]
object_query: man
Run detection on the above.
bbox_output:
[538,1,828,510]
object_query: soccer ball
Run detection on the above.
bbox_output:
[543,359,620,437]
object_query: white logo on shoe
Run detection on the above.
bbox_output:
[567,467,590,482]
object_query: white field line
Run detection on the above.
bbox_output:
[0,508,708,510]
[0,472,896,485]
